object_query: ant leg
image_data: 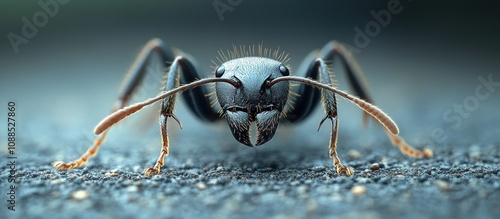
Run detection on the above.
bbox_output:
[143,111,171,177]
[327,116,354,176]
[52,130,111,171]
[290,41,431,160]
[321,42,432,158]
[143,56,219,176]
[53,38,176,171]
[314,58,354,176]
[143,57,183,177]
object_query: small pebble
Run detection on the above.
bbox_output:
[105,172,119,177]
[208,178,219,185]
[217,177,230,185]
[197,182,207,190]
[126,185,139,192]
[348,150,362,159]
[184,159,195,168]
[435,180,450,191]
[351,185,367,196]
[370,163,380,171]
[71,190,89,200]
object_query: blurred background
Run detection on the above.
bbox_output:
[1,0,499,159]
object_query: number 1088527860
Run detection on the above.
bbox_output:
[7,101,16,156]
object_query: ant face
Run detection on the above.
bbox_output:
[215,57,290,146]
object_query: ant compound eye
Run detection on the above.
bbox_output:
[279,64,289,76]
[215,65,225,77]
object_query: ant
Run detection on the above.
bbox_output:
[53,38,432,177]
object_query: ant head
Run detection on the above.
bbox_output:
[215,57,290,146]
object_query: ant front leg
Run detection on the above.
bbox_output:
[288,57,354,176]
[144,56,219,177]
[314,59,354,176]
[288,52,355,175]
[288,41,371,176]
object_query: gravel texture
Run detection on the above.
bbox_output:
[2,124,499,219]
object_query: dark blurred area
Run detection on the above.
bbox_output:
[1,0,499,147]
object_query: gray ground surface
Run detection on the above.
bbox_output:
[2,1,500,219]
[2,110,500,219]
